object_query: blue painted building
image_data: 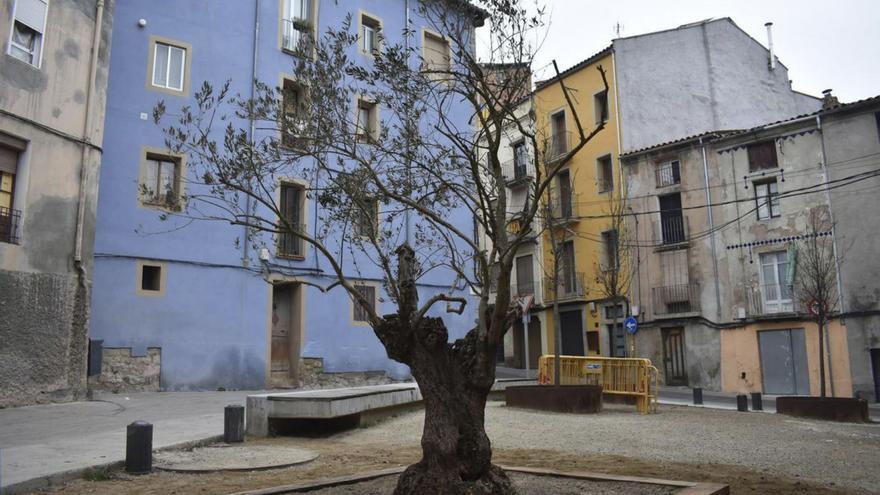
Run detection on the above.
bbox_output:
[90,0,480,391]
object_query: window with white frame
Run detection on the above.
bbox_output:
[281,0,313,54]
[360,14,381,55]
[151,42,186,92]
[355,99,378,142]
[759,251,793,313]
[422,30,450,80]
[8,0,48,67]
[755,179,780,220]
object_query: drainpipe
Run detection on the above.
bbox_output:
[700,137,722,319]
[73,0,105,287]
[403,0,412,245]
[244,0,262,268]
[816,114,842,397]
[765,22,776,70]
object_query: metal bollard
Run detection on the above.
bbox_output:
[224,404,245,443]
[693,387,703,405]
[126,421,153,474]
[751,392,763,411]
[736,394,749,412]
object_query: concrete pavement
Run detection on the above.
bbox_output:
[0,390,256,494]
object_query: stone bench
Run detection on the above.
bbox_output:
[246,379,536,436]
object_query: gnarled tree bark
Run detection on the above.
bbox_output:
[372,246,517,495]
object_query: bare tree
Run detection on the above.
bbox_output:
[152,2,604,492]
[794,208,841,398]
[592,187,633,355]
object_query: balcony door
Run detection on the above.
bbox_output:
[515,255,534,296]
[557,169,572,218]
[559,241,576,295]
[658,193,684,244]
[759,251,793,313]
[560,310,585,356]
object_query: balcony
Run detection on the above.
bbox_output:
[544,272,586,302]
[544,131,573,163]
[652,283,700,315]
[282,18,313,55]
[548,193,579,224]
[654,215,688,246]
[276,223,307,258]
[502,158,531,188]
[655,161,681,188]
[511,278,542,300]
[0,206,21,244]
[746,283,797,316]
[506,218,537,243]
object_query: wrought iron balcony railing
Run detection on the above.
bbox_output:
[548,193,579,223]
[544,271,586,302]
[282,18,313,55]
[654,215,688,246]
[277,223,308,258]
[746,283,797,316]
[0,206,21,244]
[652,283,700,315]
[655,161,681,188]
[544,131,573,162]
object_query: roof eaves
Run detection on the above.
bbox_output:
[533,45,613,91]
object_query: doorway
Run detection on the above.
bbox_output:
[662,327,688,386]
[270,283,303,388]
[513,317,542,369]
[758,329,810,395]
[560,310,585,356]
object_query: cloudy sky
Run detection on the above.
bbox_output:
[477,0,880,102]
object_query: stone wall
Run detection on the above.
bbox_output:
[298,358,399,389]
[89,347,161,393]
[0,271,88,408]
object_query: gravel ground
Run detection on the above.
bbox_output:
[334,403,880,493]
[153,445,318,472]
[298,472,678,494]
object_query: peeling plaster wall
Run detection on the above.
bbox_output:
[0,0,114,407]
[614,18,821,153]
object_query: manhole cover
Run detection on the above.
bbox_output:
[154,444,319,473]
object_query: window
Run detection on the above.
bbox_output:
[594,90,609,124]
[597,155,613,192]
[556,169,572,218]
[8,0,47,67]
[352,197,378,238]
[655,160,680,187]
[281,79,307,148]
[136,260,166,297]
[515,255,534,295]
[875,112,880,142]
[147,37,191,95]
[422,30,450,80]
[0,141,22,244]
[602,229,619,270]
[140,151,183,210]
[747,141,778,172]
[559,240,576,294]
[759,251,793,313]
[281,0,314,54]
[278,183,304,258]
[352,283,376,323]
[755,179,780,219]
[359,14,381,55]
[512,141,527,179]
[658,193,685,244]
[355,99,378,142]
[604,304,624,320]
[550,111,567,158]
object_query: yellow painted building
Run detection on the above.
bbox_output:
[532,48,630,358]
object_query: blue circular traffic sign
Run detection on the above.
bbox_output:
[624,316,638,334]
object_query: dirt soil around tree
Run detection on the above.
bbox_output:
[38,403,879,495]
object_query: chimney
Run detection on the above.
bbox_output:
[765,22,776,70]
[822,89,840,110]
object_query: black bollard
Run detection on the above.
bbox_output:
[736,394,749,412]
[751,392,763,411]
[693,387,703,405]
[224,404,245,443]
[126,421,153,474]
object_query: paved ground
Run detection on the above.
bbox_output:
[0,391,255,492]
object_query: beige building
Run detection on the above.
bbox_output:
[0,0,113,406]
[622,93,880,399]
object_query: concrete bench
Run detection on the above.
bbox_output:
[246,379,536,436]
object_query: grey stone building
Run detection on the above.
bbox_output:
[621,93,880,400]
[0,0,113,407]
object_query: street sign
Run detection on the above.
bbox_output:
[624,316,638,334]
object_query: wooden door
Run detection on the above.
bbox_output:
[662,327,688,386]
[560,310,585,356]
[270,284,301,387]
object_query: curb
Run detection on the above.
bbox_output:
[0,435,222,495]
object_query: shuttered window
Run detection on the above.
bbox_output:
[422,31,450,79]
[9,0,48,66]
[278,183,304,257]
[747,141,778,172]
[352,284,376,323]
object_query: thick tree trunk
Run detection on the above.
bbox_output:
[375,316,517,495]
